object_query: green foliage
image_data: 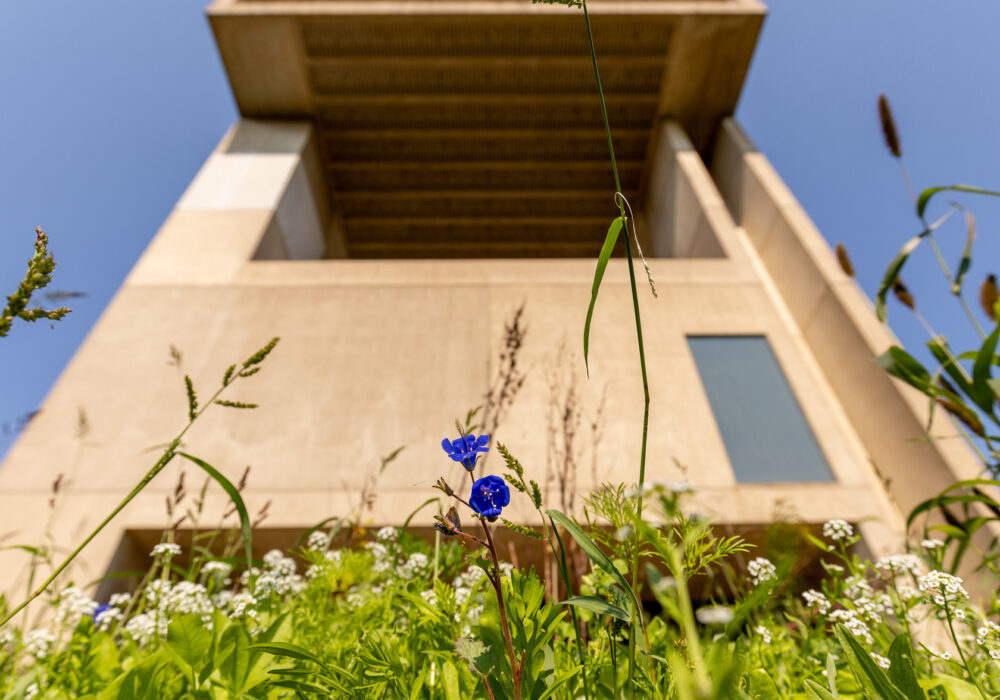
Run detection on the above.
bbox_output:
[0,228,71,338]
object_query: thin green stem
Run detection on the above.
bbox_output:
[581,1,652,694]
[945,604,990,700]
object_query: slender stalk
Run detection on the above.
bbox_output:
[581,2,652,693]
[944,604,990,700]
[481,519,521,700]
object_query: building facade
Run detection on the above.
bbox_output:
[0,0,983,596]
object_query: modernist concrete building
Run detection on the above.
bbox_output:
[0,0,985,596]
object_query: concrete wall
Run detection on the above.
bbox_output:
[0,118,924,601]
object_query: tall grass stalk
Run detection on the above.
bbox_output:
[579,0,653,693]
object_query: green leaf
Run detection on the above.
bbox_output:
[442,660,461,700]
[971,323,1000,411]
[886,635,926,700]
[177,451,253,572]
[952,211,976,294]
[927,674,985,700]
[583,216,625,376]
[746,669,781,700]
[455,637,495,676]
[835,625,907,700]
[546,509,639,621]
[560,595,630,622]
[876,209,954,322]
[804,679,837,700]
[165,615,211,683]
[917,184,1000,218]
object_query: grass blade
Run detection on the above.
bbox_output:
[584,216,625,376]
[178,451,253,572]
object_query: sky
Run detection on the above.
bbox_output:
[1,1,999,460]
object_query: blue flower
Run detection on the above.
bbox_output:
[469,475,510,521]
[441,434,490,471]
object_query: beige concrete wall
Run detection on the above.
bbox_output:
[0,117,921,601]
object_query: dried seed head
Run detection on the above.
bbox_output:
[892,279,916,311]
[980,274,998,322]
[878,94,902,158]
[835,242,855,278]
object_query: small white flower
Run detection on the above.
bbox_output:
[25,683,39,699]
[95,606,123,631]
[109,592,132,607]
[822,520,854,542]
[24,630,56,659]
[151,542,182,558]
[918,570,969,607]
[375,527,398,543]
[695,606,734,626]
[871,653,890,670]
[802,589,831,615]
[306,531,331,551]
[747,557,776,587]
[202,561,233,579]
[420,589,437,605]
[830,609,873,645]
[921,538,944,550]
[754,625,772,644]
[823,563,845,576]
[876,554,922,577]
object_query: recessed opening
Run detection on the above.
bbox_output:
[687,335,835,483]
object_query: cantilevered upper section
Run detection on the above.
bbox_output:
[207,0,765,257]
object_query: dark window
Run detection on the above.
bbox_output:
[687,335,834,483]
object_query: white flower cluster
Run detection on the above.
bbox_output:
[802,589,831,615]
[854,592,893,624]
[822,520,853,542]
[376,526,398,543]
[921,538,944,550]
[876,554,922,577]
[151,542,182,558]
[399,552,429,579]
[23,629,56,659]
[829,609,873,645]
[918,570,969,608]
[0,627,14,647]
[870,652,890,670]
[976,620,1000,661]
[25,683,39,698]
[55,586,98,626]
[227,591,259,620]
[747,557,776,587]
[366,542,391,574]
[124,612,168,647]
[844,575,873,601]
[252,550,305,597]
[202,561,233,579]
[94,606,123,631]
[306,531,331,551]
[754,625,772,644]
[164,582,214,617]
[695,606,734,626]
[109,592,132,607]
[420,589,437,606]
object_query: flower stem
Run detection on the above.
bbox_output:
[481,519,521,700]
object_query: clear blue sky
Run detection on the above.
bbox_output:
[2,2,999,460]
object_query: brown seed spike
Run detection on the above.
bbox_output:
[835,243,855,278]
[980,274,998,322]
[892,279,916,311]
[878,94,902,158]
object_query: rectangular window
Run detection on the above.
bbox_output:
[687,335,834,483]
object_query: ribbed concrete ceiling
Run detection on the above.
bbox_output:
[210,0,764,258]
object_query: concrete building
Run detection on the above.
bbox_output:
[0,0,984,596]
